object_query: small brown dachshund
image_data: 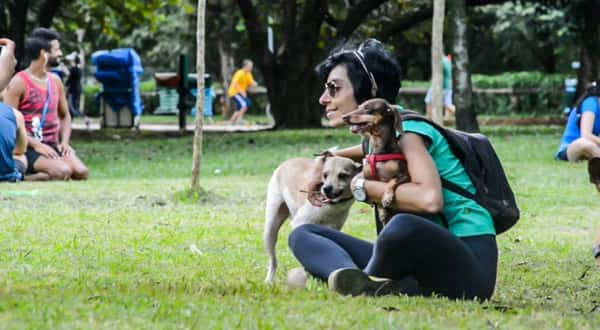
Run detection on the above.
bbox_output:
[343,98,410,225]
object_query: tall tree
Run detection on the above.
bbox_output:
[449,0,479,132]
[574,0,600,100]
[207,0,240,119]
[0,0,178,65]
[236,0,389,129]
[191,0,206,193]
[430,0,445,125]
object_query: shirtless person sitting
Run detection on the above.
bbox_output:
[3,29,88,181]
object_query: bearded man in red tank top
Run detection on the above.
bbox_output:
[3,28,88,181]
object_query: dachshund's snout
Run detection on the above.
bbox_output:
[342,113,354,124]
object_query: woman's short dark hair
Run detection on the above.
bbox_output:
[316,39,401,104]
[31,27,61,42]
[24,37,51,61]
[573,79,600,109]
[586,80,600,97]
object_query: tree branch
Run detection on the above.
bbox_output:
[377,0,510,42]
[323,12,339,29]
[37,0,63,28]
[336,0,388,39]
[296,0,328,52]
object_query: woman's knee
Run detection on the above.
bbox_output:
[379,214,423,241]
[288,224,321,250]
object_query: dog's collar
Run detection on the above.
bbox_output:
[329,195,355,204]
[366,153,406,181]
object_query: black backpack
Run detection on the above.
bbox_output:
[364,110,520,235]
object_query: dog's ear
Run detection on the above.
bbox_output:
[314,150,334,162]
[353,161,363,174]
[392,106,403,134]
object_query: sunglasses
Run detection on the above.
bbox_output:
[324,80,341,98]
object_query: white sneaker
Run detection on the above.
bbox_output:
[286,267,308,289]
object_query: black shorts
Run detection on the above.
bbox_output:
[25,144,62,174]
[14,159,26,177]
[555,148,568,161]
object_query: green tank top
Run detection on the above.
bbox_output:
[402,120,496,237]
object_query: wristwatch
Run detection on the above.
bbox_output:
[352,178,368,202]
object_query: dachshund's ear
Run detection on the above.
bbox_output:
[392,107,403,134]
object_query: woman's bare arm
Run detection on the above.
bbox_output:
[357,132,443,214]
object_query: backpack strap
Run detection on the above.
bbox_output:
[441,178,475,201]
[399,110,466,160]
[400,111,480,201]
[34,78,53,141]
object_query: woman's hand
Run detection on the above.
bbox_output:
[305,177,329,207]
[304,154,328,207]
[361,133,443,214]
[363,158,403,182]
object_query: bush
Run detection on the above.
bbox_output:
[400,71,567,116]
[84,72,568,118]
[83,84,102,117]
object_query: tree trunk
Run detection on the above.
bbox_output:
[218,40,235,120]
[449,0,479,132]
[191,0,206,193]
[575,0,600,100]
[430,0,445,125]
[8,0,28,67]
[266,66,322,128]
[237,0,327,129]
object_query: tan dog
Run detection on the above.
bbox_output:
[264,153,361,283]
[343,98,410,225]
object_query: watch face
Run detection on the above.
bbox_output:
[353,188,366,202]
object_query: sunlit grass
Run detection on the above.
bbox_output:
[1,127,599,329]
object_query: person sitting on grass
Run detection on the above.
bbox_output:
[3,29,88,181]
[555,80,600,190]
[227,59,257,125]
[287,39,498,300]
[0,38,27,182]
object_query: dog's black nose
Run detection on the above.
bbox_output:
[323,185,333,197]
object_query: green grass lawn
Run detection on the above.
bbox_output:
[1,127,600,329]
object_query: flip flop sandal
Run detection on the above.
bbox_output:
[587,157,600,184]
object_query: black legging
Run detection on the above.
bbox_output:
[288,213,498,300]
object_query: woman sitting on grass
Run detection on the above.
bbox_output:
[287,39,498,300]
[555,80,600,190]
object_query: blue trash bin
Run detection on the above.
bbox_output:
[92,48,144,128]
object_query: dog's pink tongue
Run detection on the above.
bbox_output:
[350,125,360,134]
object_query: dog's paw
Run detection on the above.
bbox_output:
[378,209,390,226]
[381,191,394,208]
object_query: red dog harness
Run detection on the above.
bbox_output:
[366,153,406,181]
